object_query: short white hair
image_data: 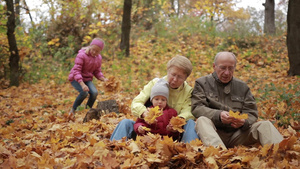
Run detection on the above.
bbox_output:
[214,52,237,66]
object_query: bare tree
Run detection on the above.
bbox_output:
[263,0,276,35]
[5,0,20,86]
[23,0,35,27]
[120,0,132,57]
[287,0,300,76]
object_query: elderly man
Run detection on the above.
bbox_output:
[192,51,283,149]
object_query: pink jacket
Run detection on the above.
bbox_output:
[134,105,180,140]
[68,49,104,83]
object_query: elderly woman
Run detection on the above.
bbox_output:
[110,55,199,143]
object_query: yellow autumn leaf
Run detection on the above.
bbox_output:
[47,38,59,46]
[169,116,186,133]
[142,126,151,131]
[144,106,163,124]
[229,110,248,119]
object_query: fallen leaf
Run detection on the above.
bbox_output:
[129,141,141,153]
[204,156,218,169]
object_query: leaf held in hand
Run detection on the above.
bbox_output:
[142,126,151,132]
[169,116,186,133]
[229,110,248,119]
[144,106,163,124]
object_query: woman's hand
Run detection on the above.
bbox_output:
[141,109,149,118]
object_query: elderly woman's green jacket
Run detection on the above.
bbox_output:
[131,76,195,121]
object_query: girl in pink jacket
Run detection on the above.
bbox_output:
[68,38,107,115]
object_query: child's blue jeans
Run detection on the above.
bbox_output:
[71,80,98,110]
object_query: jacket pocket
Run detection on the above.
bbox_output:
[207,92,219,102]
[207,92,220,109]
[231,96,244,110]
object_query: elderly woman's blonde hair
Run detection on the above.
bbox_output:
[167,55,193,77]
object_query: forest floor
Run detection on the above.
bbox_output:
[1,35,300,168]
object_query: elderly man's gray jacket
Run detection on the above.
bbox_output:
[191,72,258,132]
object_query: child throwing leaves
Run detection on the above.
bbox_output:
[133,79,180,140]
[68,38,107,115]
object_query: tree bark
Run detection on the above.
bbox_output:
[287,0,300,76]
[5,0,20,86]
[15,0,20,25]
[264,0,276,35]
[120,0,132,57]
[83,100,119,123]
[177,0,180,16]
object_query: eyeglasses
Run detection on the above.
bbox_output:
[168,72,186,81]
[217,65,235,72]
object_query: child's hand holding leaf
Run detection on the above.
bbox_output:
[168,116,187,133]
[138,126,151,134]
[144,106,163,124]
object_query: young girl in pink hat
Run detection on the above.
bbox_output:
[68,38,107,115]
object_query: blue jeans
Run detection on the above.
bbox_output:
[181,119,200,143]
[110,119,135,141]
[110,119,199,143]
[71,80,98,110]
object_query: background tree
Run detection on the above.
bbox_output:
[263,0,276,35]
[23,0,34,27]
[120,0,132,57]
[287,0,300,76]
[15,0,20,25]
[5,0,20,87]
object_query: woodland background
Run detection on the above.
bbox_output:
[0,0,299,168]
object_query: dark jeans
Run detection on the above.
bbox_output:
[71,80,98,110]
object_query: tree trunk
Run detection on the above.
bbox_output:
[177,0,180,16]
[15,0,20,25]
[83,100,119,123]
[5,0,20,87]
[287,0,300,76]
[120,0,132,57]
[264,0,276,35]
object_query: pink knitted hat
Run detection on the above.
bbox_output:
[90,39,104,50]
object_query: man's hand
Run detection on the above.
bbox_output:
[231,118,245,128]
[220,111,234,124]
[220,111,245,128]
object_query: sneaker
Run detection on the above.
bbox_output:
[68,107,75,116]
